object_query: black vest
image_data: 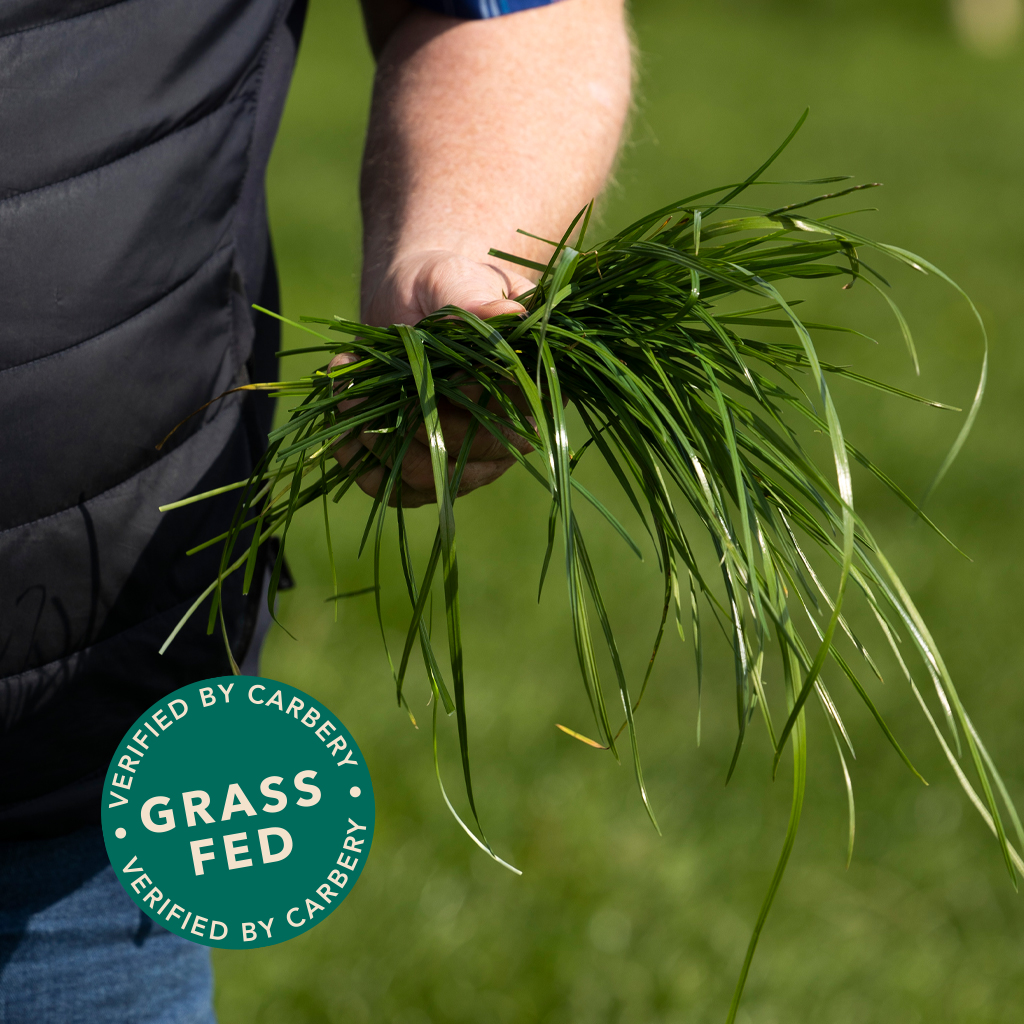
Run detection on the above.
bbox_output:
[0,0,308,839]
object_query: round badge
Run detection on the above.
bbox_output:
[101,676,374,949]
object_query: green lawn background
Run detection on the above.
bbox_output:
[212,2,1024,1021]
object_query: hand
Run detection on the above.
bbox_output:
[332,250,537,508]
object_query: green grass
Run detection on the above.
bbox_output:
[211,2,1024,1021]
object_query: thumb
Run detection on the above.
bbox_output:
[459,295,528,320]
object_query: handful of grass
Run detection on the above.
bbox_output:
[162,121,1019,1019]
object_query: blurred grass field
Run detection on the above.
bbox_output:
[212,1,1024,1021]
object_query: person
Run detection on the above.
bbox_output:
[0,0,631,1019]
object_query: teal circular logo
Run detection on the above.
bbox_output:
[101,676,374,949]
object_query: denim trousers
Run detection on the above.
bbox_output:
[0,591,273,1023]
[0,826,216,1024]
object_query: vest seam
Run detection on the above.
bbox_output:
[0,87,257,210]
[0,590,231,686]
[224,0,282,294]
[0,242,233,379]
[0,0,146,42]
[0,394,244,539]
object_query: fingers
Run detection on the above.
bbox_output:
[350,465,438,508]
[333,432,516,507]
[331,343,531,506]
[329,352,361,371]
[329,352,366,415]
[332,251,541,507]
[455,295,528,320]
[364,432,516,502]
[335,351,533,462]
[450,454,516,493]
[410,391,534,462]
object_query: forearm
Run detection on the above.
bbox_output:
[359,0,632,321]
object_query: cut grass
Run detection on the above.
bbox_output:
[163,120,1017,1020]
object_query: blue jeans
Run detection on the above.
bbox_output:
[0,593,272,1022]
[0,826,216,1024]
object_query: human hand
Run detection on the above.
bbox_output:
[332,250,537,508]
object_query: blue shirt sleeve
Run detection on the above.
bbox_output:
[411,0,564,18]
